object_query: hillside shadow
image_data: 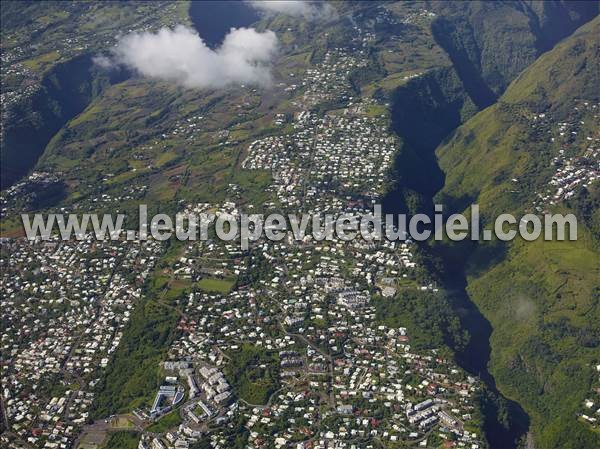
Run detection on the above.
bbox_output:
[430,17,498,109]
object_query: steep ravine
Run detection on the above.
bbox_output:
[1,54,128,188]
[434,17,600,449]
[381,66,529,448]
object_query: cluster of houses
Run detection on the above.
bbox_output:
[398,8,437,24]
[0,172,63,214]
[165,115,205,142]
[579,363,600,429]
[0,60,38,118]
[0,234,162,448]
[244,49,399,210]
[301,48,367,107]
[77,184,149,212]
[529,101,599,212]
[152,307,483,449]
[128,188,482,448]
[197,366,231,406]
[0,169,148,217]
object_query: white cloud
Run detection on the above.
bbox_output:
[248,1,337,21]
[99,25,278,89]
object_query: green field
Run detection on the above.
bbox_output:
[146,410,183,433]
[196,278,235,294]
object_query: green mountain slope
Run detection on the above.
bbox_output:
[436,17,600,449]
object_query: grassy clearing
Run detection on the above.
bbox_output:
[22,50,61,72]
[0,216,25,238]
[156,152,177,167]
[145,410,182,433]
[197,278,235,294]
